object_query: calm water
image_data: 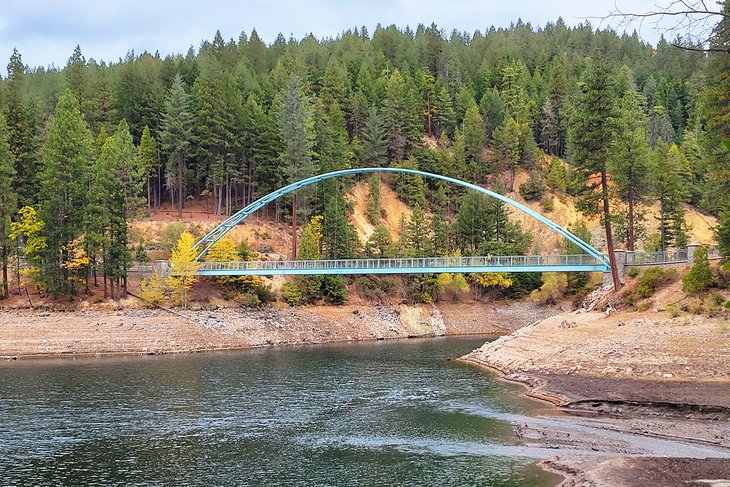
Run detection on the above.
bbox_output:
[0,336,561,486]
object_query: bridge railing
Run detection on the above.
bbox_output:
[196,254,606,273]
[627,249,688,265]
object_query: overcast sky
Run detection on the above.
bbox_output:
[1,0,674,74]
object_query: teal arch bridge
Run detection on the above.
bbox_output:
[190,168,611,277]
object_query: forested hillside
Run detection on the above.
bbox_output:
[0,8,728,302]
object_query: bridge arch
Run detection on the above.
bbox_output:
[193,167,609,266]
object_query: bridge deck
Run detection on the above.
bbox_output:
[191,255,609,276]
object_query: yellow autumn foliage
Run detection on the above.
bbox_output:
[166,231,201,309]
[139,273,166,307]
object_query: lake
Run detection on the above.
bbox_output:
[0,336,561,486]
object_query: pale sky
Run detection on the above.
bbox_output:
[0,0,679,73]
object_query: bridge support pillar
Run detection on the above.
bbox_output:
[687,243,700,264]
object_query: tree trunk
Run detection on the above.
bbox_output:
[102,241,108,298]
[147,175,151,213]
[15,240,21,295]
[660,201,666,251]
[157,163,162,209]
[1,244,8,299]
[291,193,298,259]
[602,171,621,290]
[627,187,635,251]
[177,152,184,221]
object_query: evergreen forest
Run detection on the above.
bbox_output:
[1,7,729,302]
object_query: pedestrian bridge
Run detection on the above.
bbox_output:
[191,167,612,276]
[195,254,609,276]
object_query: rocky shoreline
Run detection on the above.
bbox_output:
[461,310,730,487]
[0,300,556,359]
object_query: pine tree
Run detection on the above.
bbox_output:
[699,0,730,215]
[568,52,621,289]
[546,159,567,193]
[365,224,392,257]
[432,80,456,139]
[463,105,486,181]
[0,114,17,298]
[405,204,432,257]
[492,117,524,191]
[87,120,138,299]
[242,96,284,199]
[193,56,243,216]
[65,46,88,119]
[610,88,651,250]
[316,99,351,173]
[139,126,159,211]
[4,49,40,208]
[362,106,388,167]
[392,159,425,207]
[431,214,449,256]
[381,68,421,161]
[322,192,357,260]
[652,143,689,250]
[366,174,381,223]
[278,73,318,257]
[114,54,164,140]
[38,90,94,295]
[279,73,317,184]
[160,75,194,220]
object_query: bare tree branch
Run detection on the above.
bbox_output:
[588,0,729,53]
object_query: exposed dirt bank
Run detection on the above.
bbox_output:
[461,309,730,486]
[0,301,556,359]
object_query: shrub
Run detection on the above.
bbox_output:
[685,298,704,315]
[356,275,398,302]
[238,239,257,260]
[666,303,681,317]
[322,275,348,304]
[622,267,678,306]
[236,292,260,308]
[139,274,166,308]
[683,246,713,294]
[627,267,640,278]
[531,273,568,305]
[518,170,546,201]
[436,273,470,302]
[281,282,302,306]
[253,283,276,304]
[135,237,149,263]
[160,222,186,251]
[711,292,725,307]
[541,197,554,213]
